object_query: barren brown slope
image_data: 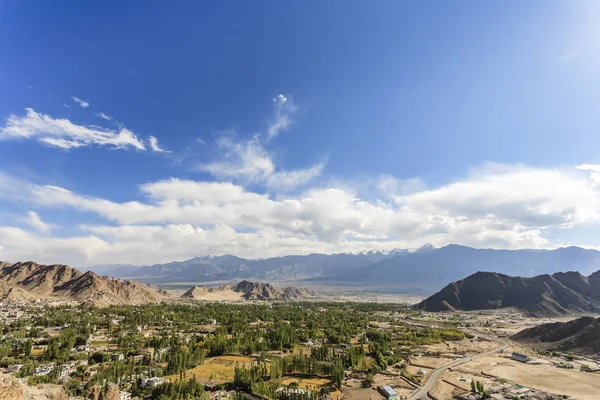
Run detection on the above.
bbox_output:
[181,285,211,298]
[0,261,82,294]
[0,280,37,301]
[233,280,314,300]
[0,261,165,305]
[512,317,600,354]
[181,280,315,300]
[416,270,600,317]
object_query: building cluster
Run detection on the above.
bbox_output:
[459,380,567,400]
[32,362,55,376]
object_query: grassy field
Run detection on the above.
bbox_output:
[164,355,255,383]
[281,375,331,389]
[31,347,45,357]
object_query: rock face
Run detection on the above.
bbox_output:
[416,270,600,317]
[101,384,120,400]
[512,317,600,354]
[0,261,165,305]
[181,280,314,300]
[0,373,23,400]
[0,372,68,400]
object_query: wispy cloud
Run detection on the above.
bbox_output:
[267,94,297,140]
[557,49,581,63]
[71,96,90,108]
[23,211,52,234]
[198,135,324,191]
[95,112,112,121]
[199,137,275,181]
[266,160,327,191]
[148,136,170,153]
[0,108,146,150]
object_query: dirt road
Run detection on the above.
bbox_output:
[407,329,509,400]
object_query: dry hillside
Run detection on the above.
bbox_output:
[0,261,165,306]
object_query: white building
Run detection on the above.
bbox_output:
[141,377,165,388]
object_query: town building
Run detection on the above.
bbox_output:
[511,352,530,363]
[379,385,399,399]
[141,377,165,388]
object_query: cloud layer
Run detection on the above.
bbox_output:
[1,94,598,267]
[0,163,599,266]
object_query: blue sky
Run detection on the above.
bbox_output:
[1,1,600,266]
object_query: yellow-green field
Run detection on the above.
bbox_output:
[164,355,256,383]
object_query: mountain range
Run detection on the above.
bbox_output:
[0,261,316,306]
[416,270,600,316]
[512,317,600,354]
[0,261,165,306]
[86,245,600,292]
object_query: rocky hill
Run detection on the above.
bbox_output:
[0,261,165,306]
[181,280,314,300]
[233,280,314,300]
[181,285,212,298]
[512,317,600,354]
[416,270,600,317]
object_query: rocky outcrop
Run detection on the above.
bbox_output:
[87,386,101,400]
[181,280,314,300]
[101,384,120,400]
[233,280,314,300]
[87,383,119,400]
[416,270,600,317]
[0,372,69,400]
[0,373,22,400]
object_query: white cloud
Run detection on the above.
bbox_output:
[96,112,112,121]
[199,136,324,190]
[0,226,109,266]
[199,137,275,182]
[148,136,170,153]
[23,211,52,234]
[576,164,600,173]
[0,108,146,150]
[266,161,326,191]
[71,96,90,108]
[267,94,297,139]
[1,163,600,265]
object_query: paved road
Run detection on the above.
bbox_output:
[407,329,510,400]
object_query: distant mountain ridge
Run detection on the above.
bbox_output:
[0,261,165,306]
[86,245,600,292]
[416,270,600,317]
[512,317,600,354]
[181,280,314,300]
